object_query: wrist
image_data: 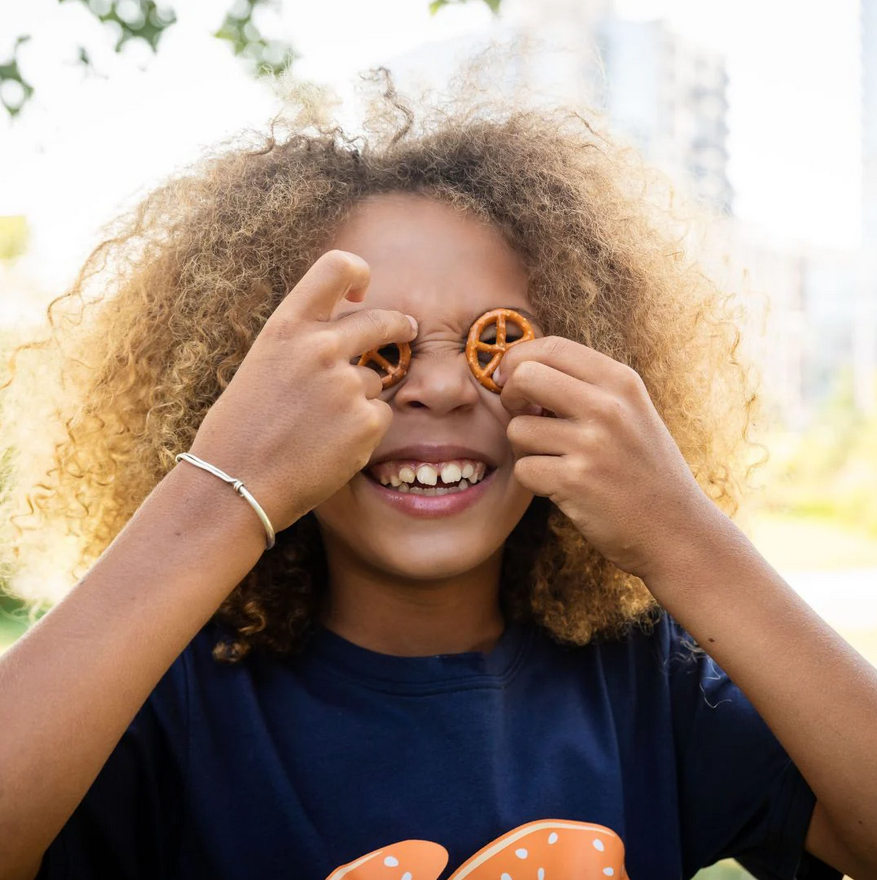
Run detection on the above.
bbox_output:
[175,453,275,550]
[165,459,270,560]
[639,493,737,592]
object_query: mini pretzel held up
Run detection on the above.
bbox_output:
[357,341,412,389]
[466,308,535,392]
[356,308,535,391]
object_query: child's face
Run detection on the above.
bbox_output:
[312,191,541,583]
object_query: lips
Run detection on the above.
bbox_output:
[360,443,501,518]
[361,462,497,518]
[367,444,498,470]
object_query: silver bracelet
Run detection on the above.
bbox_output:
[174,452,276,550]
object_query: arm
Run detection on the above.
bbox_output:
[0,249,422,880]
[492,335,877,878]
[0,462,266,880]
[642,498,877,880]
[0,250,419,880]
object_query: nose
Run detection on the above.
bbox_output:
[390,347,482,415]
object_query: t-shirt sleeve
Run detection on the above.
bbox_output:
[35,649,190,879]
[663,616,843,880]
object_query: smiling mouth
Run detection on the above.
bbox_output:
[365,459,495,495]
[360,459,499,518]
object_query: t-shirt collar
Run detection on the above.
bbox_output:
[306,619,530,687]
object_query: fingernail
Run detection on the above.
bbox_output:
[494,365,504,386]
[406,314,418,334]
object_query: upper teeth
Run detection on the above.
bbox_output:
[370,458,489,488]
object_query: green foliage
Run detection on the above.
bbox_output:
[0,36,34,117]
[756,367,877,539]
[0,583,33,652]
[693,861,755,880]
[0,216,29,262]
[212,0,295,78]
[0,334,28,651]
[429,0,502,15]
[1,0,504,118]
[0,0,293,117]
[60,0,177,53]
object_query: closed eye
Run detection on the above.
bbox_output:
[474,327,523,367]
[352,344,402,371]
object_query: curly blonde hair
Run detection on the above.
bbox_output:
[0,61,765,663]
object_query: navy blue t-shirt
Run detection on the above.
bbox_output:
[37,611,841,879]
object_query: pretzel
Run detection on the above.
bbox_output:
[466,307,535,392]
[355,307,535,392]
[357,341,411,389]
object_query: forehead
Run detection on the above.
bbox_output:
[326,192,532,325]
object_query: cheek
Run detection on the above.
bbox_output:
[482,390,512,427]
[309,483,356,530]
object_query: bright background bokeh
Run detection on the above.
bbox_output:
[1,3,875,878]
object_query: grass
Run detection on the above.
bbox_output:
[0,606,31,653]
[693,861,755,880]
[742,510,877,571]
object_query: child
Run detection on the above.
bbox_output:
[0,65,873,880]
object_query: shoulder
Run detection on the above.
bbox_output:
[529,610,737,732]
[526,609,702,701]
[531,608,690,671]
[143,620,239,727]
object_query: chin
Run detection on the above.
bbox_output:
[362,535,501,582]
[380,556,487,583]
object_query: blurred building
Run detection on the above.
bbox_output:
[802,246,861,410]
[387,1,863,427]
[503,0,734,213]
[595,16,732,213]
[390,0,732,213]
[698,215,861,431]
[857,0,877,414]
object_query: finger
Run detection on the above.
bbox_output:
[507,414,576,457]
[335,308,418,359]
[366,396,393,437]
[355,364,387,400]
[275,250,372,325]
[500,361,587,419]
[512,454,562,497]
[496,336,634,394]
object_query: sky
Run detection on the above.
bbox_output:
[0,0,864,322]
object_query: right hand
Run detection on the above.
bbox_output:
[185,249,418,536]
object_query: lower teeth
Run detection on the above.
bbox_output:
[393,479,473,495]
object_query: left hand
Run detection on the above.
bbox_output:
[495,336,714,581]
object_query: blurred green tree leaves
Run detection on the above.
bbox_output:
[0,36,35,117]
[429,0,501,15]
[1,0,294,118]
[1,0,503,118]
[64,0,178,53]
[212,0,293,75]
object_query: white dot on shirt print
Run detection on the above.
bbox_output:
[323,819,628,880]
